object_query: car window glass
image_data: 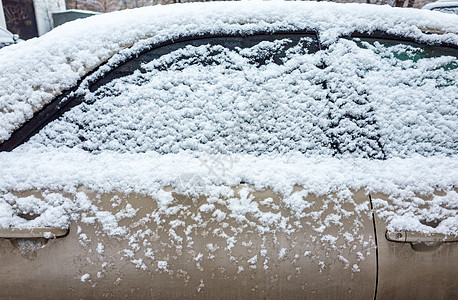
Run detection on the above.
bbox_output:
[321,37,457,158]
[89,34,321,92]
[23,34,458,159]
[354,37,458,65]
[26,34,338,156]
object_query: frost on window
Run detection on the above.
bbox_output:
[27,35,458,159]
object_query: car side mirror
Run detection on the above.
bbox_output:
[12,34,20,42]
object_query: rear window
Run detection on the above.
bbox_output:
[24,34,458,159]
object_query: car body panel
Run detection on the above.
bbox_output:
[0,188,376,299]
[371,191,458,299]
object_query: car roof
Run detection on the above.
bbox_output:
[0,1,458,145]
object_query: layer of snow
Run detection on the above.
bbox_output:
[26,36,457,159]
[0,150,457,234]
[0,2,457,281]
[0,153,455,276]
[1,1,458,143]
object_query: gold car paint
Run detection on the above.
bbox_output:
[372,191,458,300]
[0,187,376,299]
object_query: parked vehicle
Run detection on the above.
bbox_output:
[0,2,457,299]
[0,27,20,49]
[423,0,458,14]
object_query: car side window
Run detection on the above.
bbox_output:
[321,37,457,158]
[26,33,335,155]
[20,33,458,159]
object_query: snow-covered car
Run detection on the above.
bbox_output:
[0,2,457,299]
[423,0,458,15]
[0,27,20,49]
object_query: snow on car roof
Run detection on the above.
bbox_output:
[0,1,458,144]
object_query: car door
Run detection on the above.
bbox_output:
[324,35,458,299]
[372,190,458,300]
[0,32,377,299]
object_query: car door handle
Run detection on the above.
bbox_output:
[386,231,458,243]
[0,227,69,238]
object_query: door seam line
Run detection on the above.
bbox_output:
[369,194,379,300]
